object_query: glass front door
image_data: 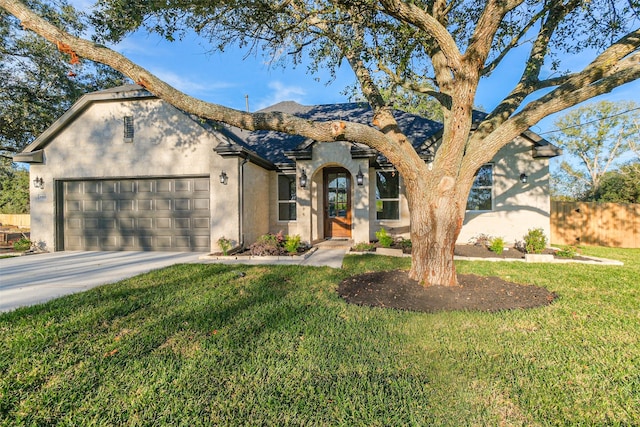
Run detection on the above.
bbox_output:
[324,168,352,238]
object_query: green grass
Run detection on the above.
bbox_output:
[1,247,639,425]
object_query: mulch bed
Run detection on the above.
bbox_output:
[338,271,557,313]
[453,244,595,261]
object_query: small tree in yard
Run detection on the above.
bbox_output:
[3,0,640,287]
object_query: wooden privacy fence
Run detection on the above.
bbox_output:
[551,201,640,248]
[0,214,30,228]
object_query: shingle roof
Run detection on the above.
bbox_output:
[221,101,445,164]
[18,84,560,166]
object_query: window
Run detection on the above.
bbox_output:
[278,174,297,221]
[376,170,400,220]
[466,164,493,211]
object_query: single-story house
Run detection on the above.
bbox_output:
[15,84,561,252]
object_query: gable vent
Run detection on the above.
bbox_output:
[123,116,134,143]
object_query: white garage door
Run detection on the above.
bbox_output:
[61,177,210,251]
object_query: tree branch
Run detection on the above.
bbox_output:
[0,0,397,154]
[378,0,462,72]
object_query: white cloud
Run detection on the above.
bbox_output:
[67,0,94,10]
[255,81,307,110]
[150,68,236,96]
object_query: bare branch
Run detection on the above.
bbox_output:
[465,0,525,71]
[378,0,462,72]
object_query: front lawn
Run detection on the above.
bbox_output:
[1,247,639,425]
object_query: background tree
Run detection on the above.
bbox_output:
[549,100,640,200]
[0,166,29,213]
[2,0,640,287]
[592,162,640,203]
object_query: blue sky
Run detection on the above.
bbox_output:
[78,2,638,138]
[111,30,639,138]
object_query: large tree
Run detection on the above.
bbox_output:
[2,0,640,286]
[549,100,640,200]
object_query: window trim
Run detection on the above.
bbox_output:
[466,163,494,212]
[277,173,297,222]
[375,169,401,221]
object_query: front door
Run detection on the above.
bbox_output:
[324,168,352,238]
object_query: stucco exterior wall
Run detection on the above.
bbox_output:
[242,161,271,246]
[369,169,411,242]
[458,136,552,245]
[28,98,236,252]
[268,172,299,239]
[210,156,240,252]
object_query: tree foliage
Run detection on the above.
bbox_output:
[592,162,640,203]
[549,100,640,200]
[0,164,29,213]
[2,0,640,285]
[0,0,126,164]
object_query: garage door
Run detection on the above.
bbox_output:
[61,177,210,251]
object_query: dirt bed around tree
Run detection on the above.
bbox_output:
[338,271,557,313]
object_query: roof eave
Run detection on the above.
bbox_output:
[13,149,44,164]
[214,143,276,170]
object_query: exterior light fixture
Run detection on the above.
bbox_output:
[520,173,528,184]
[424,149,435,164]
[33,176,44,189]
[423,148,435,170]
[299,169,308,188]
[219,171,228,185]
[356,166,364,186]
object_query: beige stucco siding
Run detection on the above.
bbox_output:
[28,98,230,252]
[242,162,270,246]
[458,136,552,245]
[369,169,411,241]
[268,172,299,238]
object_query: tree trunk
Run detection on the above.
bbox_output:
[406,179,466,287]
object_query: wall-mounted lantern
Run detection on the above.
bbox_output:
[356,166,364,186]
[424,149,435,164]
[299,169,308,188]
[219,171,228,185]
[520,173,528,184]
[33,176,44,189]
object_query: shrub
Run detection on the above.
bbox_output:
[249,233,285,256]
[217,236,232,256]
[523,228,548,254]
[352,242,376,252]
[284,234,301,254]
[488,237,505,255]
[375,228,394,248]
[555,245,578,258]
[468,233,492,246]
[13,237,31,252]
[398,238,412,251]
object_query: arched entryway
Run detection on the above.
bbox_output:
[323,167,352,238]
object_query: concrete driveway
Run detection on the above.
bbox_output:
[0,251,205,313]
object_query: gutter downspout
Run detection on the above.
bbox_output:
[238,156,249,249]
